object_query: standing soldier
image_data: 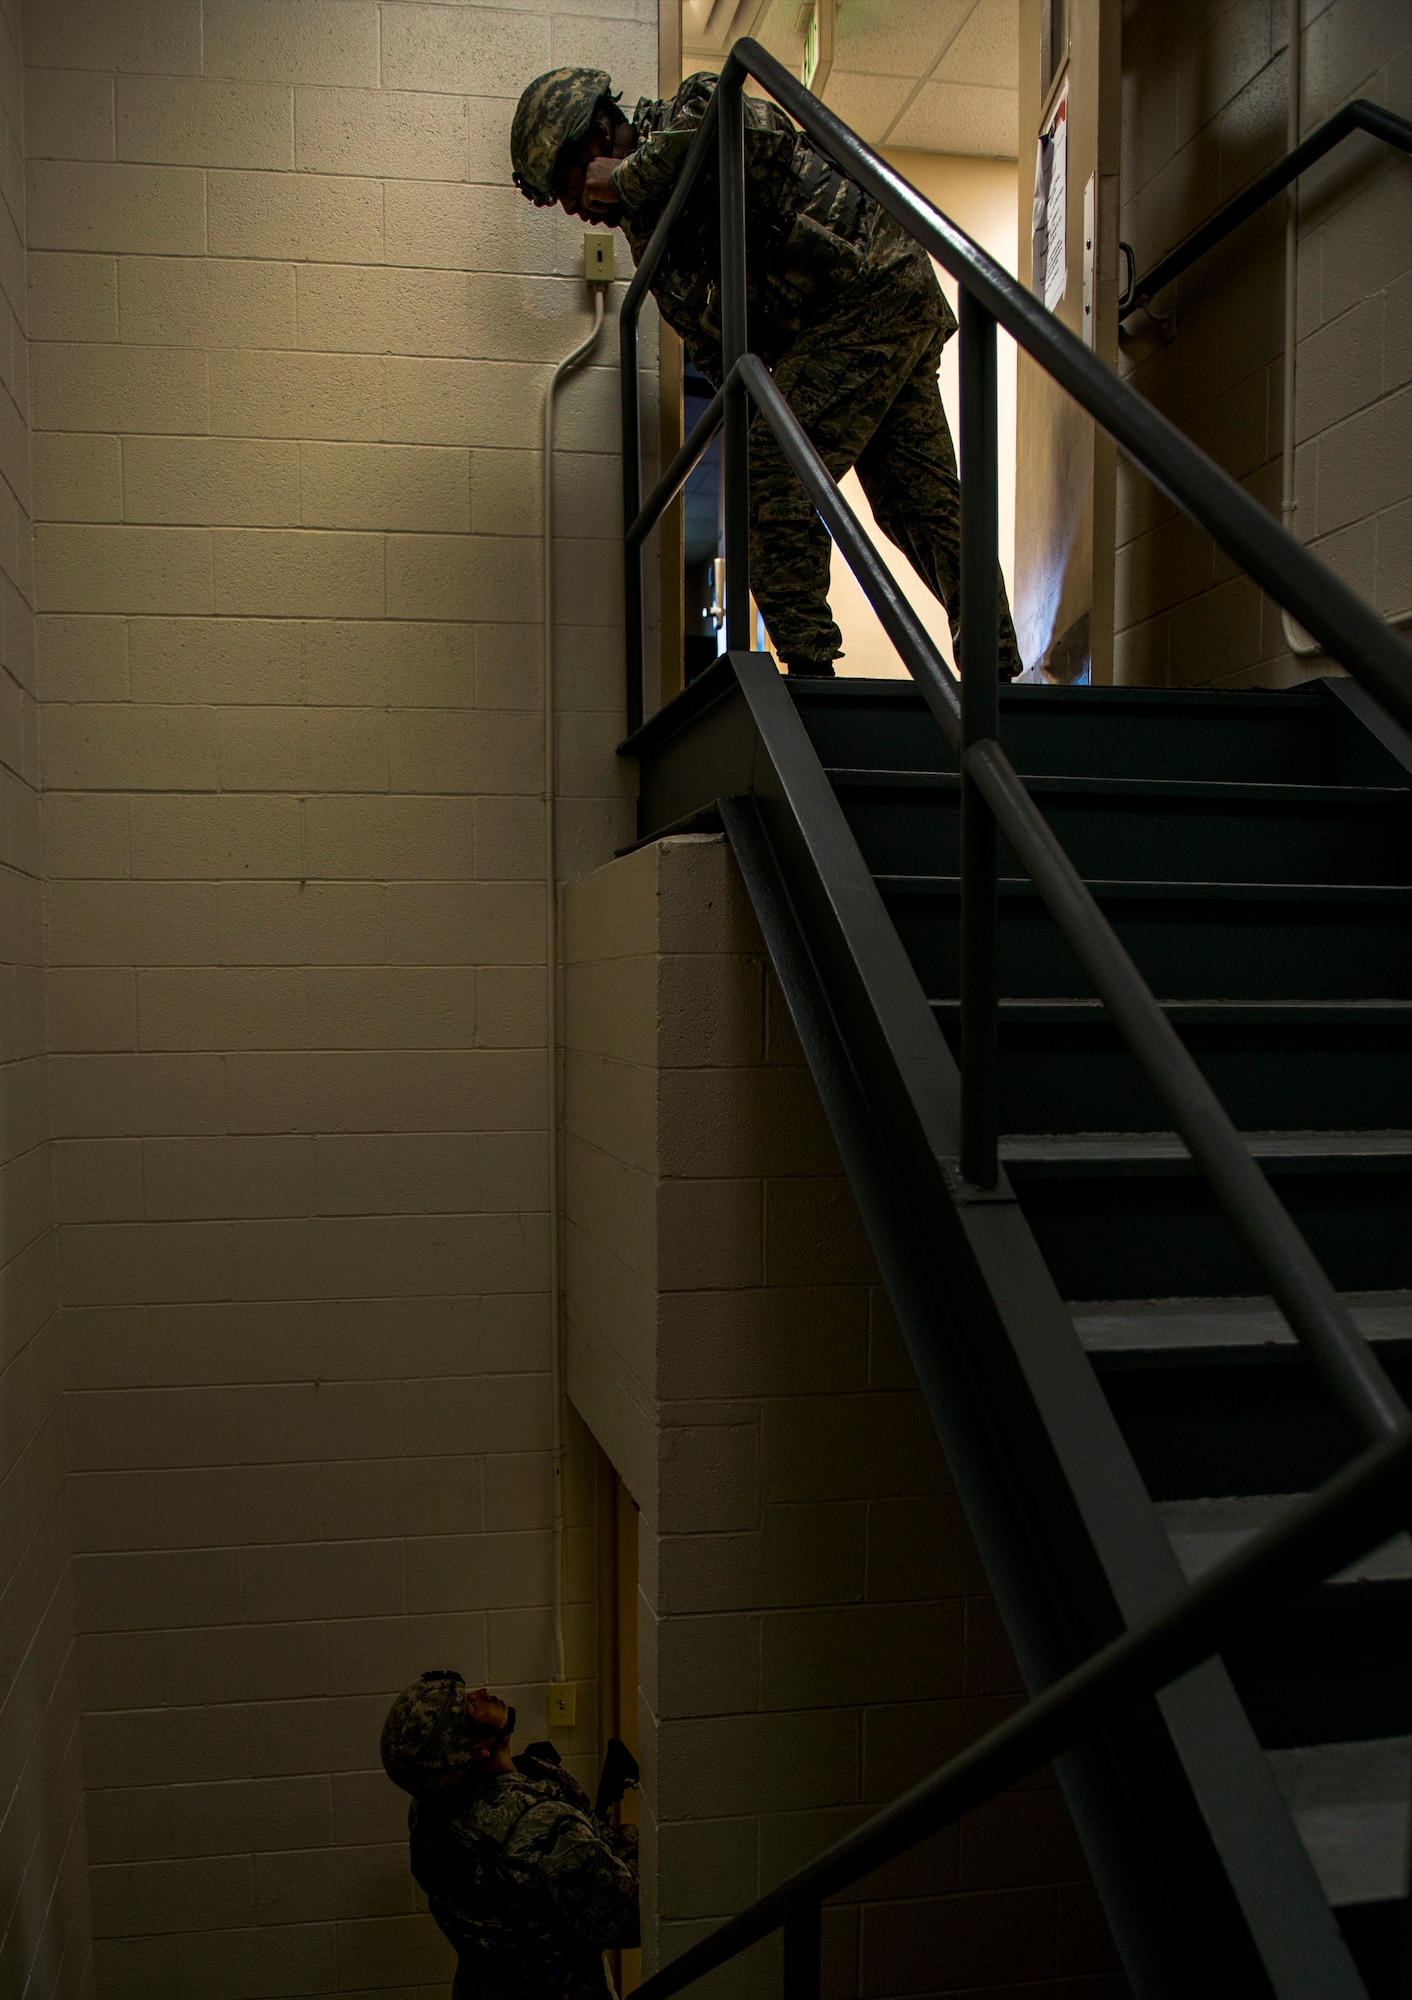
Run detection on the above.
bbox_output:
[510,66,1023,681]
[381,1672,638,1998]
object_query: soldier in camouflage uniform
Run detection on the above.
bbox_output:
[381,1672,638,1999]
[511,66,1023,679]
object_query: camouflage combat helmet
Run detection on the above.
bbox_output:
[511,66,615,204]
[381,1669,499,1796]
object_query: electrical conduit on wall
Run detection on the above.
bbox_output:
[543,257,609,1693]
[1281,0,1319,660]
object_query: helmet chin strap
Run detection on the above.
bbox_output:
[513,170,557,208]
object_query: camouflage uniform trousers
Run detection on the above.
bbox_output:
[749,275,1023,676]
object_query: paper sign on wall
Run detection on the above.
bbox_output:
[1031,78,1069,313]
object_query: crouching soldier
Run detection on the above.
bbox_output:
[381,1671,639,1999]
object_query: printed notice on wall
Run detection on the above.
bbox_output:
[1031,77,1069,313]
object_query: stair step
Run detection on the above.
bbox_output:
[882,875,1412,1002]
[830,766,1410,885]
[793,679,1342,785]
[786,678,1412,1959]
[1159,1496,1412,1749]
[1076,1293,1412,1505]
[1000,1128,1410,1175]
[930,1001,1412,1131]
[830,770,1408,804]
[628,663,1412,1980]
[832,764,1400,796]
[1231,1584,1411,1748]
[1072,1291,1412,1355]
[1266,1736,1412,1907]
[1157,1493,1412,1585]
[1000,1127,1409,1297]
[881,875,1412,904]
[931,998,1412,1024]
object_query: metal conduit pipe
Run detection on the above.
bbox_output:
[542,282,606,1687]
[1280,0,1322,661]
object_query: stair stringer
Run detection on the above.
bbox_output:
[707,652,1367,1999]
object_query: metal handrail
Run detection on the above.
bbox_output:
[615,46,1412,1992]
[627,388,722,550]
[1120,96,1412,321]
[622,45,1412,734]
[632,1420,1412,1999]
[619,37,1410,1430]
[737,348,1407,1446]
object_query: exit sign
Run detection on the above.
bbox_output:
[800,0,832,95]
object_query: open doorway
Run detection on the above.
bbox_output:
[597,1450,640,1995]
[658,0,1023,691]
[830,148,1020,680]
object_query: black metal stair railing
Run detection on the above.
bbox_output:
[615,40,1412,1996]
[1117,97,1412,323]
[619,51,1412,734]
[633,1423,1412,2000]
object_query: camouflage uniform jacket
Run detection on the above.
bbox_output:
[610,71,955,382]
[409,1750,639,1999]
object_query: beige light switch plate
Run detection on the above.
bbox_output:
[584,233,615,283]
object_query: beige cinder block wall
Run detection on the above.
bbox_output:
[1116,0,1410,688]
[2,0,96,1994]
[563,835,1121,2000]
[23,1,652,1995]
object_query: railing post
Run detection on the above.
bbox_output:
[958,286,1000,1190]
[620,305,644,733]
[782,1897,821,1999]
[718,62,751,650]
